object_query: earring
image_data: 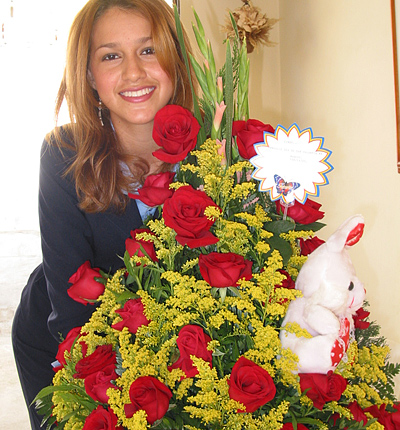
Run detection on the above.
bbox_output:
[98,99,104,127]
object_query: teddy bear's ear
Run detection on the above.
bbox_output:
[326,215,365,253]
[345,222,364,247]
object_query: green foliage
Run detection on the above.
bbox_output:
[355,302,400,402]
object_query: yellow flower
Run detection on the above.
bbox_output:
[281,322,313,339]
[230,181,256,201]
[254,240,270,254]
[257,400,290,430]
[204,205,222,221]
[129,410,148,430]
[325,401,352,419]
[181,258,199,273]
[215,219,251,255]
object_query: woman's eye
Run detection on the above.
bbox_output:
[141,47,155,55]
[102,53,119,61]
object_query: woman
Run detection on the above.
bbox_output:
[11,0,195,428]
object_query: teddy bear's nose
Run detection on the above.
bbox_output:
[348,282,354,291]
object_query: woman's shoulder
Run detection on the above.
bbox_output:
[39,125,78,183]
[41,124,76,165]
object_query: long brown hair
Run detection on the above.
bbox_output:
[53,0,196,213]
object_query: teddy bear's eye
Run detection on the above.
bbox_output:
[348,282,354,291]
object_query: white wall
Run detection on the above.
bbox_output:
[278,0,400,381]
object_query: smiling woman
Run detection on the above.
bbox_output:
[9,1,195,429]
[88,8,175,156]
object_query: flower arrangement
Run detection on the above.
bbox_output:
[35,8,400,430]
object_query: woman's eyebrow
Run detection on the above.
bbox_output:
[94,36,153,51]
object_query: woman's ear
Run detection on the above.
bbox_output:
[87,69,97,90]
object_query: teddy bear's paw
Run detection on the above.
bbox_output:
[330,317,350,367]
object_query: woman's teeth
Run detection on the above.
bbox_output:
[121,87,154,97]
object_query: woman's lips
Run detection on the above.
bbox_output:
[120,86,155,102]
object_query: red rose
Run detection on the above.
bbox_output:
[276,269,295,290]
[392,404,400,429]
[85,364,119,403]
[199,252,253,288]
[228,356,276,413]
[353,307,370,330]
[54,326,87,372]
[152,105,200,163]
[74,344,116,379]
[364,403,400,430]
[330,401,368,428]
[128,171,175,207]
[272,269,295,305]
[232,119,275,159]
[125,229,158,264]
[281,424,309,430]
[162,185,220,248]
[364,404,388,425]
[67,261,104,305]
[299,371,347,410]
[112,298,150,333]
[169,325,212,378]
[299,236,325,256]
[348,401,368,425]
[82,405,120,430]
[124,376,172,424]
[276,198,324,224]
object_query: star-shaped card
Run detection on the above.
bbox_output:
[250,124,333,204]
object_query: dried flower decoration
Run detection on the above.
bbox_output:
[223,0,278,53]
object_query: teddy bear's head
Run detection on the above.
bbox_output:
[296,214,366,316]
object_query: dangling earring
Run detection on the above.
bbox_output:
[98,99,104,127]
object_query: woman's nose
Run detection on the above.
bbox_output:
[122,55,146,81]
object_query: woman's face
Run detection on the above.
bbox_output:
[89,8,174,132]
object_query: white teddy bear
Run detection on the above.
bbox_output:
[280,214,366,374]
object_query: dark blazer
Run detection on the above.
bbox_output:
[12,130,143,429]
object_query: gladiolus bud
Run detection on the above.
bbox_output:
[211,101,226,139]
[216,76,223,103]
[216,139,227,165]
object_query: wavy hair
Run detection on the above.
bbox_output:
[53,0,196,213]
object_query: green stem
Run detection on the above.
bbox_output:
[224,40,234,167]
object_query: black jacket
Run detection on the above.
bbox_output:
[15,131,143,346]
[12,130,144,429]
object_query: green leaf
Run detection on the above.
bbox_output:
[237,40,249,120]
[294,221,325,232]
[189,53,212,101]
[229,12,240,40]
[267,235,293,266]
[207,41,217,87]
[115,289,138,303]
[224,40,234,166]
[219,287,227,303]
[123,250,135,277]
[192,7,206,40]
[33,384,76,402]
[204,59,217,102]
[212,348,225,357]
[264,220,296,235]
[227,286,241,297]
[192,23,207,58]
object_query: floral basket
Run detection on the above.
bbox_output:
[34,8,400,430]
